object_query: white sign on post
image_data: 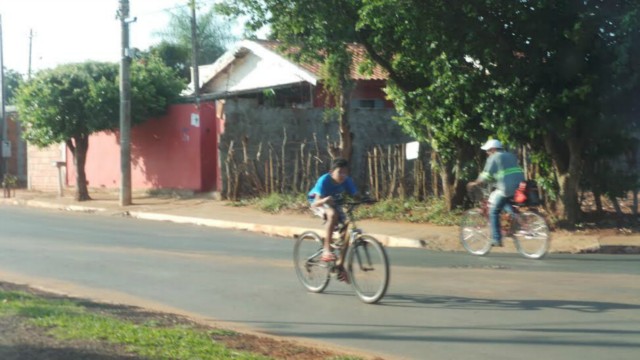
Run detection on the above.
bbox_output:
[405,141,419,160]
[1,140,11,158]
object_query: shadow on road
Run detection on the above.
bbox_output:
[227,317,640,349]
[381,294,640,313]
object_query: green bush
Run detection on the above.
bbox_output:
[232,193,463,226]
[2,174,18,188]
[355,197,461,226]
[254,193,308,213]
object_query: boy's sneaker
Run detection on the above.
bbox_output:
[491,241,503,247]
[336,268,350,284]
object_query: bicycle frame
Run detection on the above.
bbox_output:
[476,197,519,237]
[461,186,551,259]
[469,186,530,236]
[334,202,366,246]
[294,198,390,303]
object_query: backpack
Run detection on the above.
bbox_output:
[514,180,540,206]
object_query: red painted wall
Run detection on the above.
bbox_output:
[66,102,219,192]
[351,80,394,108]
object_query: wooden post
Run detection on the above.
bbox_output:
[281,127,287,192]
[399,145,405,199]
[268,145,274,194]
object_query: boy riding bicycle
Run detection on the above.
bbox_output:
[308,158,358,282]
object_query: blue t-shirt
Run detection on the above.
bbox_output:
[308,173,357,203]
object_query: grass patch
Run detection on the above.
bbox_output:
[253,193,308,213]
[0,289,270,359]
[228,193,462,226]
[1,287,363,360]
[354,197,461,226]
[35,315,266,360]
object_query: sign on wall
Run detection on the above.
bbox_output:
[191,113,200,127]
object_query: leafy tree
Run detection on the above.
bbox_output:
[155,4,236,69]
[2,68,24,104]
[460,1,640,223]
[216,0,361,160]
[137,41,192,81]
[15,58,185,201]
[356,0,640,222]
[217,0,490,207]
[385,54,492,210]
[216,0,640,222]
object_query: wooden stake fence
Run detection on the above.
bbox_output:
[224,135,436,200]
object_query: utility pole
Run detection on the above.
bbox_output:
[119,0,132,206]
[190,0,199,106]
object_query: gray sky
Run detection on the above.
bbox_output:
[0,0,222,76]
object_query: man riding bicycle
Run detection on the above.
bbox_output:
[467,139,525,247]
[308,158,358,282]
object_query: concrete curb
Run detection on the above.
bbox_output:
[128,211,425,249]
[9,199,107,214]
[5,198,639,253]
[5,198,427,249]
[129,211,310,239]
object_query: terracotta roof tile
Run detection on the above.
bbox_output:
[254,40,388,81]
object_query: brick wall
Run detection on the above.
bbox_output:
[27,143,66,191]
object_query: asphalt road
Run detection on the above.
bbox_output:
[1,206,639,360]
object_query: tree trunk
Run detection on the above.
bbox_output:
[544,133,582,224]
[436,152,466,211]
[594,189,603,213]
[431,151,439,197]
[556,172,581,223]
[608,195,623,218]
[338,89,353,162]
[67,136,91,201]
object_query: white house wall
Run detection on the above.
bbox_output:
[205,51,316,96]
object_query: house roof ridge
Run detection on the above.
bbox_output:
[188,38,388,97]
[245,39,388,81]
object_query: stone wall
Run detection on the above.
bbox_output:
[219,97,415,197]
[27,143,66,191]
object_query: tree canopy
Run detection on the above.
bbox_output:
[216,0,365,160]
[2,68,24,104]
[218,0,640,222]
[15,58,185,200]
[152,3,236,80]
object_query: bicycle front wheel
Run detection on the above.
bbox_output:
[513,211,550,259]
[293,231,331,293]
[460,209,492,255]
[347,235,390,304]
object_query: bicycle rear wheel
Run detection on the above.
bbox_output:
[460,209,492,255]
[293,231,331,293]
[347,235,389,304]
[513,211,550,259]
